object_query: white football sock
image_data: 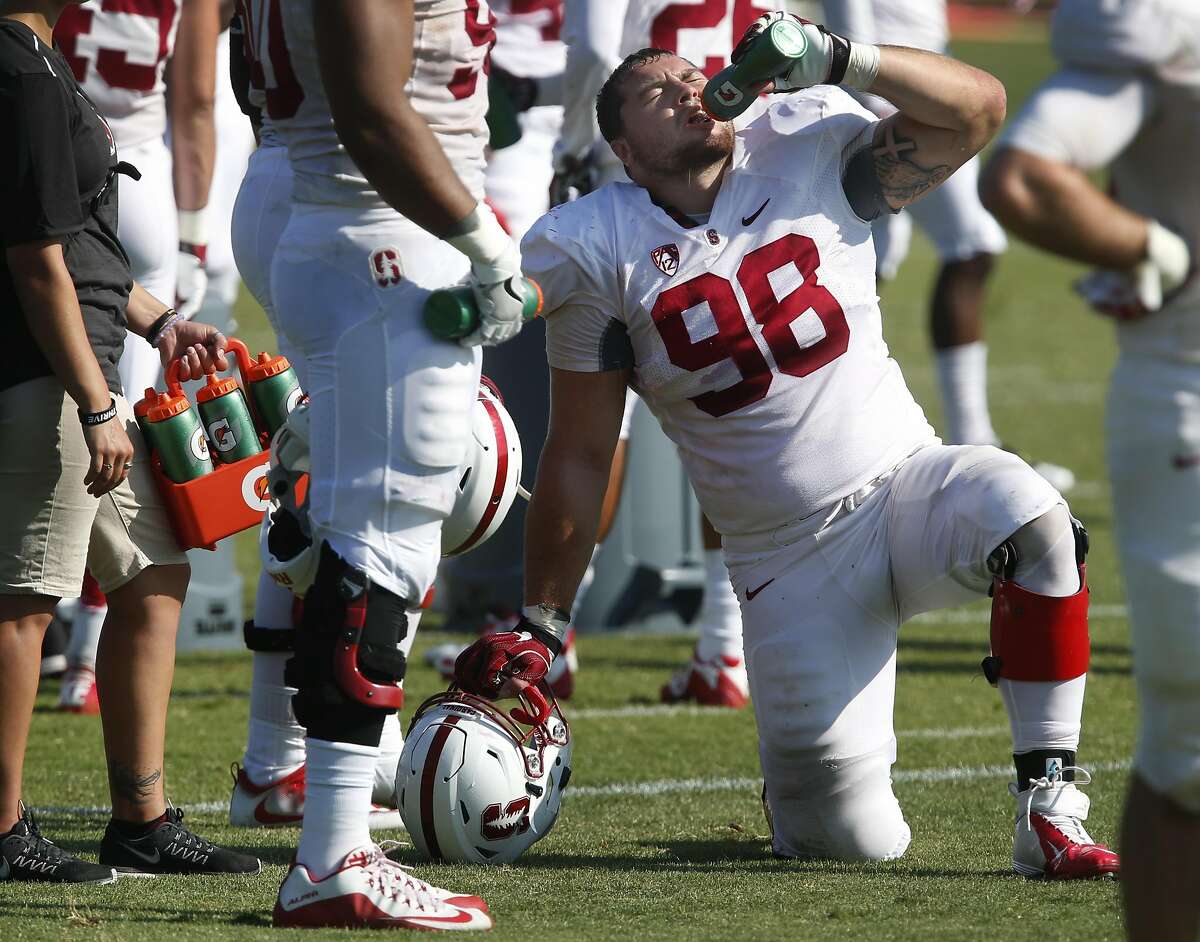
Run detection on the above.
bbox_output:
[242,573,305,784]
[66,602,106,671]
[297,738,378,878]
[373,713,404,806]
[695,550,744,661]
[935,341,997,446]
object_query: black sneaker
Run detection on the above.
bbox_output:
[0,802,115,884]
[98,806,261,876]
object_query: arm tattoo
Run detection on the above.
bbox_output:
[108,762,162,805]
[872,123,951,207]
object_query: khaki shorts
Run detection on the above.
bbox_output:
[0,376,187,597]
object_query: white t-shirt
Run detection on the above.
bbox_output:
[524,88,936,536]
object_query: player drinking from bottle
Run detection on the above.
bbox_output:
[454,13,1121,877]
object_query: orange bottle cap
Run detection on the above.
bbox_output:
[134,386,158,418]
[195,372,241,403]
[245,351,292,382]
[146,391,191,422]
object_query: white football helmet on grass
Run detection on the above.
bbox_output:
[397,685,572,864]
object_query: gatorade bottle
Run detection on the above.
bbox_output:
[245,352,302,437]
[424,278,543,341]
[196,373,262,463]
[486,70,523,151]
[144,391,212,483]
[701,17,809,121]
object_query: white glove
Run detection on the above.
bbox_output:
[175,247,208,319]
[733,13,879,93]
[445,205,529,348]
[1075,221,1191,320]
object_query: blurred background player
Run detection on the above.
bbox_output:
[51,0,219,714]
[821,0,1073,493]
[224,1,407,830]
[253,0,529,928]
[979,0,1198,935]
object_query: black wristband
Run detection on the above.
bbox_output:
[79,398,117,427]
[824,27,852,85]
[525,623,565,657]
[146,308,179,348]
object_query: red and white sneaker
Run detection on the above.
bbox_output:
[229,764,404,831]
[273,845,493,930]
[660,650,749,708]
[57,666,99,714]
[545,627,577,700]
[1011,767,1120,879]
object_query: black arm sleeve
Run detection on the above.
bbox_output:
[228,12,262,130]
[0,74,84,246]
[842,141,896,223]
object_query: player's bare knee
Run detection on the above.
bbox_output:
[979,147,1045,228]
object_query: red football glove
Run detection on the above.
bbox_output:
[454,630,553,711]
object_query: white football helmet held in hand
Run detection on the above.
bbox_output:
[442,378,523,557]
[397,685,572,865]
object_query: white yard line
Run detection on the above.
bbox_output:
[910,602,1126,625]
[37,746,1126,817]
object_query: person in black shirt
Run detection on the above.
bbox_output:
[0,0,259,883]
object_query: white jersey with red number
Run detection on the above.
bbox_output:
[491,0,564,78]
[524,88,936,537]
[54,0,181,148]
[240,0,492,207]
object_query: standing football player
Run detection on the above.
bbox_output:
[223,1,409,834]
[52,0,219,714]
[455,14,1121,878]
[259,0,530,929]
[979,0,1198,934]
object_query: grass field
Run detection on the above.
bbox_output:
[3,33,1140,942]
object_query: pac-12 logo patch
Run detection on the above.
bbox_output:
[651,243,679,277]
[370,246,403,287]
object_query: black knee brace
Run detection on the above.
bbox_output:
[286,543,411,746]
[243,619,296,653]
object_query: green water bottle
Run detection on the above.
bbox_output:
[245,351,303,437]
[486,70,523,151]
[424,278,543,340]
[133,387,159,451]
[702,17,809,121]
[196,373,262,463]
[144,391,213,483]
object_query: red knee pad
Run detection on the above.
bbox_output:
[986,566,1089,683]
[81,570,106,608]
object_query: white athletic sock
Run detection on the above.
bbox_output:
[571,545,601,624]
[695,550,744,661]
[373,713,404,806]
[935,341,997,446]
[1000,676,1085,755]
[243,652,306,784]
[242,575,306,784]
[66,602,106,671]
[296,738,378,878]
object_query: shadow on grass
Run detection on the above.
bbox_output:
[0,899,271,926]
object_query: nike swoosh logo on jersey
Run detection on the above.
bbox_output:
[745,578,775,601]
[741,198,770,226]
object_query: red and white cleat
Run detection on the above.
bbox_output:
[545,627,577,700]
[229,765,403,831]
[1011,767,1120,879]
[660,650,749,708]
[273,845,493,930]
[57,666,99,714]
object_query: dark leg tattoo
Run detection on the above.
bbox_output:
[872,123,951,206]
[107,762,162,805]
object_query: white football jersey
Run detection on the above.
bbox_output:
[54,0,181,148]
[821,0,947,53]
[491,0,564,79]
[1050,0,1200,87]
[240,0,491,206]
[524,88,936,536]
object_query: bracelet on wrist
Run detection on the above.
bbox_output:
[147,308,181,348]
[79,398,117,427]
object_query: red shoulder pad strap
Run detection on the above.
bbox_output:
[989,566,1089,682]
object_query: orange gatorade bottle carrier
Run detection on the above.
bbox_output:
[146,338,302,551]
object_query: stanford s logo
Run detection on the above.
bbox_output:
[370,247,403,287]
[480,797,531,841]
[651,243,680,277]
